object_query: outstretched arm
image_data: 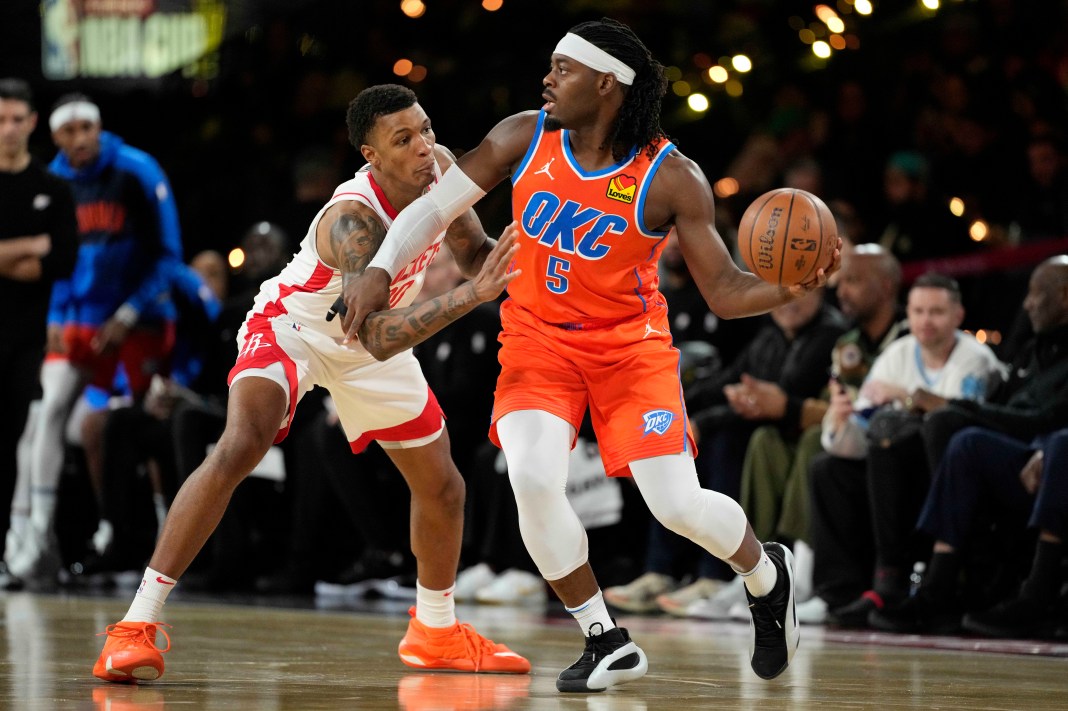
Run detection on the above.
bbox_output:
[358,223,520,360]
[343,112,539,341]
[662,155,838,319]
[319,201,519,359]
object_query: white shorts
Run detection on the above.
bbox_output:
[228,314,444,452]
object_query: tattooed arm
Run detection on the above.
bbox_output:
[359,223,520,360]
[316,202,520,361]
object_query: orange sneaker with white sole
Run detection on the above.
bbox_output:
[398,608,530,673]
[92,622,171,683]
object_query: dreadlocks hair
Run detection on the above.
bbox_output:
[346,84,419,149]
[569,17,670,162]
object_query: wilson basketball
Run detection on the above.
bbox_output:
[737,188,837,287]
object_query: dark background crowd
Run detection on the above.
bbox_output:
[2,0,1068,640]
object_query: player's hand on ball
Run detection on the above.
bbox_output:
[788,237,843,296]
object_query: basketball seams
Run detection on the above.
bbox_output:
[739,187,831,287]
[747,191,779,279]
[799,191,820,284]
[777,191,796,286]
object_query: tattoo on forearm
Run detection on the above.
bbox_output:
[330,212,386,287]
[359,282,479,358]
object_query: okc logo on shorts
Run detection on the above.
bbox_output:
[640,409,675,436]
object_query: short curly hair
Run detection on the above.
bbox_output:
[346,84,419,149]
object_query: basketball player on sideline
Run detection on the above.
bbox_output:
[345,19,840,692]
[92,84,530,683]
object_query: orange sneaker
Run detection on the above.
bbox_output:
[92,622,171,683]
[398,608,530,673]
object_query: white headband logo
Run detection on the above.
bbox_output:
[554,33,636,86]
[49,101,101,132]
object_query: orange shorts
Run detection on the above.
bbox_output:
[47,323,174,397]
[489,300,696,477]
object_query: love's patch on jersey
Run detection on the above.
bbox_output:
[606,174,636,204]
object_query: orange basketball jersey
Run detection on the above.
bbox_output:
[509,111,676,325]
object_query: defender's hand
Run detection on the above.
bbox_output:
[341,267,391,344]
[471,222,521,303]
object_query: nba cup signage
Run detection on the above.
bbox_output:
[41,0,226,80]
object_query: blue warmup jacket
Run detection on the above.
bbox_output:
[48,131,183,328]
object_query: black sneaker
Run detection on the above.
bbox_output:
[962,594,1056,639]
[868,590,961,635]
[827,590,889,629]
[556,623,648,693]
[746,542,799,680]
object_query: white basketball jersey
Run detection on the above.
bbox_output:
[242,164,446,358]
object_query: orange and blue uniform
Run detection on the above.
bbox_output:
[489,111,695,477]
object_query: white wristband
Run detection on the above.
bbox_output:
[114,303,139,327]
[367,165,486,278]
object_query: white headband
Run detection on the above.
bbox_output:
[554,33,636,86]
[49,101,101,131]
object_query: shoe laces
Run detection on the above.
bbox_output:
[453,623,498,672]
[749,596,783,637]
[98,622,172,654]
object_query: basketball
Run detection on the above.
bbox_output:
[737,188,838,287]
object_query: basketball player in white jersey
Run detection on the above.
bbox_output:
[91,84,530,683]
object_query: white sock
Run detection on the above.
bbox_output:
[738,551,778,598]
[566,591,616,637]
[415,581,457,628]
[123,567,177,623]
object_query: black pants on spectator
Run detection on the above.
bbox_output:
[867,431,933,584]
[809,452,873,608]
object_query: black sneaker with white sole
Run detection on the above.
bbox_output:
[745,542,800,680]
[556,623,648,693]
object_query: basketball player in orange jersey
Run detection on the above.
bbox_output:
[91,84,531,683]
[345,19,841,692]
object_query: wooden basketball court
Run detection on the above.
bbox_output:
[2,589,1065,710]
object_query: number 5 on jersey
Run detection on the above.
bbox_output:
[546,255,570,294]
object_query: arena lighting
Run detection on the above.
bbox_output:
[672,80,692,96]
[969,219,989,242]
[922,0,940,10]
[408,65,428,82]
[481,0,503,10]
[949,197,965,216]
[855,0,873,15]
[687,93,710,112]
[731,55,752,72]
[400,0,425,19]
[815,4,846,32]
[392,58,413,76]
[228,247,245,270]
[725,79,744,97]
[812,40,832,58]
[707,66,729,83]
[799,28,816,44]
[713,177,740,198]
[829,35,847,49]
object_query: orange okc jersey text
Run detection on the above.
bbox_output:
[509,111,676,325]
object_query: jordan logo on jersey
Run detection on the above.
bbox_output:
[534,158,555,180]
[606,175,636,204]
[640,409,675,436]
